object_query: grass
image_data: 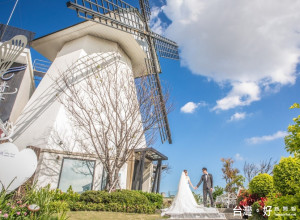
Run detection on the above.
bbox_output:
[67,211,168,220]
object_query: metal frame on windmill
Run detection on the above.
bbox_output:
[67,0,180,144]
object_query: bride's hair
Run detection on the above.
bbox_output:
[183,169,187,174]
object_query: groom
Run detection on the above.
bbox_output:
[194,167,214,207]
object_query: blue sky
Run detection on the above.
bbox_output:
[1,0,300,194]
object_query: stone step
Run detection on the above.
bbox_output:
[224,213,243,219]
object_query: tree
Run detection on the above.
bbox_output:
[52,54,172,190]
[285,103,300,157]
[273,156,300,195]
[212,186,224,201]
[221,158,245,194]
[243,158,277,184]
[243,162,258,184]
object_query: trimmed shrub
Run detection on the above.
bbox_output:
[273,156,300,195]
[249,173,274,197]
[137,191,163,208]
[80,190,150,205]
[69,201,157,214]
[109,190,149,206]
[75,190,162,214]
[79,190,108,204]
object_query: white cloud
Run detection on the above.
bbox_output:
[246,131,288,144]
[180,101,206,113]
[162,0,300,110]
[235,153,244,161]
[150,7,166,35]
[229,112,247,122]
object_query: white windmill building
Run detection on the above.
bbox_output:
[12,0,179,193]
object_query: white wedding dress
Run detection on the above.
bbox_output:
[161,172,226,219]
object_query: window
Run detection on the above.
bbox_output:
[58,158,95,193]
[100,168,122,190]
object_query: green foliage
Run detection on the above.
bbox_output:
[267,193,300,220]
[109,190,149,206]
[0,194,30,220]
[285,103,300,157]
[24,184,70,220]
[212,186,224,201]
[80,190,148,205]
[53,186,80,202]
[137,191,163,209]
[192,192,202,205]
[79,190,108,204]
[249,201,266,220]
[289,103,300,109]
[273,156,300,195]
[249,173,274,197]
[69,201,156,214]
[0,183,78,220]
[75,190,162,214]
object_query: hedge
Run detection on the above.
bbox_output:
[69,201,157,214]
[73,190,163,214]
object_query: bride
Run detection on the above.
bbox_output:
[161,170,225,219]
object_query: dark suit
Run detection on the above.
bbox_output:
[197,173,214,206]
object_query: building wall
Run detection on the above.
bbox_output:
[13,34,149,192]
[0,46,35,123]
[10,48,35,123]
[142,161,153,192]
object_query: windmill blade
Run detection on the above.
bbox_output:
[144,57,172,144]
[139,0,151,21]
[67,0,145,36]
[151,32,179,60]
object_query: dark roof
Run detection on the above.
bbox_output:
[134,147,168,161]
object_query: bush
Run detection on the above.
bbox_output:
[53,186,80,202]
[250,201,267,220]
[109,190,149,206]
[212,186,224,201]
[76,190,162,214]
[69,201,157,214]
[192,192,201,205]
[80,190,150,206]
[137,191,163,208]
[267,193,300,220]
[79,190,108,204]
[249,173,274,197]
[273,156,300,195]
[0,184,74,220]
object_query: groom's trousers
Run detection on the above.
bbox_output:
[203,187,214,207]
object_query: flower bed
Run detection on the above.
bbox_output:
[0,186,163,219]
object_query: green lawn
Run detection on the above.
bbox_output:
[67,211,168,220]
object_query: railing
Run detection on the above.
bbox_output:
[33,59,51,73]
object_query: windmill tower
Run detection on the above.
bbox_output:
[67,0,180,144]
[12,0,178,192]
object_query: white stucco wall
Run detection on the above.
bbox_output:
[13,34,147,191]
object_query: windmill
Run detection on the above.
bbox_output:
[67,0,179,144]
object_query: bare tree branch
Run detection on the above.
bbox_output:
[49,53,172,190]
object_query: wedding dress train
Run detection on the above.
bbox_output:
[161,172,226,219]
